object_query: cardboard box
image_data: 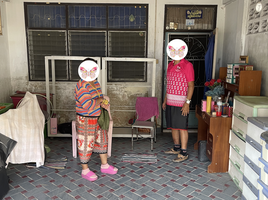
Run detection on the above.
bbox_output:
[239,65,253,71]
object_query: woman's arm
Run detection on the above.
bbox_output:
[181,81,194,116]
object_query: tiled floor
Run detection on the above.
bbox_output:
[4,132,242,200]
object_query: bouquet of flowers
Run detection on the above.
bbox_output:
[204,79,225,97]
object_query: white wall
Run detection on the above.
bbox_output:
[0,2,12,103]
[222,0,245,67]
[222,0,268,96]
[245,33,268,96]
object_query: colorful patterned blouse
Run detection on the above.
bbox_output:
[74,79,103,116]
[166,59,194,107]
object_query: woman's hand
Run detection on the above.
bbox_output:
[162,94,167,110]
[181,103,190,116]
[101,102,110,110]
[162,102,166,111]
[96,97,103,105]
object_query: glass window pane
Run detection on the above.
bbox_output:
[108,61,146,82]
[27,5,66,28]
[28,30,67,80]
[108,6,147,29]
[69,31,106,56]
[69,31,106,80]
[68,5,106,28]
[108,31,146,57]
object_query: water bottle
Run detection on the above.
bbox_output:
[216,97,222,117]
[228,97,233,107]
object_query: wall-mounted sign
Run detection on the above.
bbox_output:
[186,9,203,19]
[186,19,195,26]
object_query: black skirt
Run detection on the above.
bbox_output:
[166,105,189,130]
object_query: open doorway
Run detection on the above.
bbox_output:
[162,5,217,130]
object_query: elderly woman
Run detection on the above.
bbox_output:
[74,58,118,182]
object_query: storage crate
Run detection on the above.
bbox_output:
[244,155,260,190]
[229,130,246,157]
[233,96,268,121]
[248,117,268,144]
[242,176,258,200]
[261,132,268,164]
[10,92,53,110]
[228,158,243,191]
[229,144,245,172]
[259,157,268,184]
[245,135,262,165]
[258,179,268,200]
[232,114,247,140]
[0,103,14,114]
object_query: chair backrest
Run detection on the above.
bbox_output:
[135,97,159,122]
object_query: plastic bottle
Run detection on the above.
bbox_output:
[228,97,233,107]
[216,97,222,117]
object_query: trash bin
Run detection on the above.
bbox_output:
[198,140,209,162]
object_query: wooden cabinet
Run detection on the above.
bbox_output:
[223,70,262,97]
[195,105,232,173]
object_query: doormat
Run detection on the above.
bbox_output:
[26,156,68,170]
[121,153,157,163]
[44,161,68,169]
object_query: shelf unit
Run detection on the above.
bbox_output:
[223,70,262,97]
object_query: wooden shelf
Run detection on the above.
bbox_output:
[223,70,262,96]
[195,105,232,173]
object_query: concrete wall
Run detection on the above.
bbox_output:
[222,0,246,67]
[244,0,268,96]
[3,0,225,129]
[0,2,12,103]
[222,0,268,96]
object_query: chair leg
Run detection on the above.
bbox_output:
[131,127,134,150]
[72,121,77,158]
[151,137,153,151]
[154,127,157,143]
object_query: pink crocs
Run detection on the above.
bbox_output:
[100,165,118,175]
[82,171,98,182]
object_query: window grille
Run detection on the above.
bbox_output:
[25,3,148,81]
[108,31,146,81]
[28,30,67,80]
[69,31,107,80]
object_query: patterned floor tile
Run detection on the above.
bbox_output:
[3,132,242,200]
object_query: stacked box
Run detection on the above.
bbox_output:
[239,65,253,71]
[227,63,248,84]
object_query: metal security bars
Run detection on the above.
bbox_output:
[25,3,148,81]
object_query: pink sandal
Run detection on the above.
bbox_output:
[101,165,118,175]
[82,171,98,182]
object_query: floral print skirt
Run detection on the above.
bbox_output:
[76,115,108,164]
